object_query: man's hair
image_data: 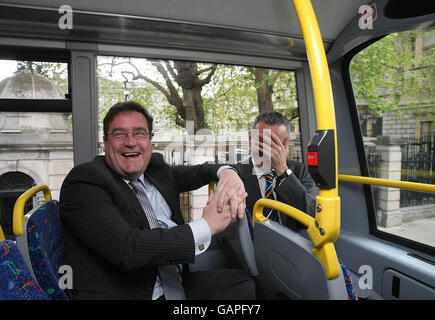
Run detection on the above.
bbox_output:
[103,101,154,138]
[252,111,291,138]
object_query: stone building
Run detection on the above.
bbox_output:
[0,72,73,238]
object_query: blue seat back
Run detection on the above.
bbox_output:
[0,240,50,300]
[16,200,68,300]
[25,200,68,300]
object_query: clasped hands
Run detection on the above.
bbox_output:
[202,168,247,235]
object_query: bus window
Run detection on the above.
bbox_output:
[96,56,301,221]
[349,27,435,247]
[0,59,73,238]
[0,60,68,100]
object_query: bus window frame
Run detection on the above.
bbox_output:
[341,35,435,257]
[0,47,72,113]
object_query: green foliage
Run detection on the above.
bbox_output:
[96,56,299,134]
[350,29,435,120]
[203,65,255,133]
[203,65,298,134]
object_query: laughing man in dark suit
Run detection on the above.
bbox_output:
[59,101,255,300]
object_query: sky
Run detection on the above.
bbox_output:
[0,60,17,81]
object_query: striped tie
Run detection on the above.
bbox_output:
[263,171,278,221]
[129,180,186,300]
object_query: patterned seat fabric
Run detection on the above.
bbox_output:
[339,260,358,300]
[26,200,68,300]
[0,240,49,300]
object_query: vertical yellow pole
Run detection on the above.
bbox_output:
[292,0,341,279]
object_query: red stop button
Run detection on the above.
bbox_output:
[307,152,318,166]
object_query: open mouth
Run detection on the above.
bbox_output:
[122,152,140,158]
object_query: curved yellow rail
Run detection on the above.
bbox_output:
[209,182,216,194]
[339,174,435,194]
[253,199,340,279]
[13,185,52,236]
[292,0,341,279]
[252,199,314,228]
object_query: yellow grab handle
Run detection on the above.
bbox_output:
[209,181,216,194]
[252,198,315,228]
[339,174,435,194]
[252,198,340,279]
[13,185,52,236]
[0,225,5,241]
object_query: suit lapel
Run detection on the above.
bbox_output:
[144,160,185,226]
[238,159,263,215]
[239,159,292,224]
[101,157,150,227]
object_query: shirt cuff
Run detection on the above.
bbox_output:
[188,217,212,255]
[216,165,237,179]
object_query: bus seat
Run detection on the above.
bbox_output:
[15,200,68,300]
[339,259,358,300]
[194,183,258,274]
[188,236,233,272]
[0,240,50,300]
[254,220,349,300]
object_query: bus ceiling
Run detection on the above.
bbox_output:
[0,1,432,63]
[0,0,368,62]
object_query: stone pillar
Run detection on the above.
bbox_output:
[187,129,215,221]
[375,136,402,227]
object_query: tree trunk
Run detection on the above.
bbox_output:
[141,61,216,133]
[254,69,275,113]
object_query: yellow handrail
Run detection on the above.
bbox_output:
[209,182,216,194]
[339,174,435,193]
[292,0,341,279]
[13,185,52,236]
[0,225,5,241]
[252,198,340,280]
[252,199,315,228]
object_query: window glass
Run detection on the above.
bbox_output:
[0,111,73,239]
[0,59,72,239]
[97,56,301,221]
[350,27,435,247]
[0,60,68,99]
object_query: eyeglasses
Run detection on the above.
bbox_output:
[108,129,153,141]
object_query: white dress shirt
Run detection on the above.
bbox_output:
[251,158,292,222]
[124,165,233,299]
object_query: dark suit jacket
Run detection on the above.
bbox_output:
[59,154,221,300]
[234,158,318,229]
[216,158,317,272]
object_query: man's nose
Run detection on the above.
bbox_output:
[124,133,137,145]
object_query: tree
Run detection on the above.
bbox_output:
[121,59,216,133]
[202,66,298,133]
[97,57,299,134]
[252,68,277,113]
[350,28,435,120]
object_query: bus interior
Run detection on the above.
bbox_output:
[0,0,434,300]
